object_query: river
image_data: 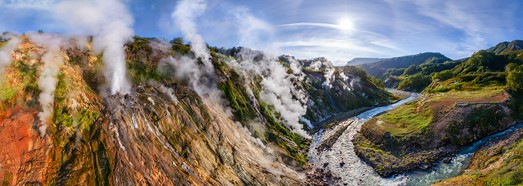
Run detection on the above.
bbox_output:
[308,92,523,186]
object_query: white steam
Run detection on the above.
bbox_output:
[0,34,21,78]
[53,0,134,94]
[170,0,221,102]
[323,67,335,88]
[29,33,65,137]
[172,0,213,72]
[230,49,310,138]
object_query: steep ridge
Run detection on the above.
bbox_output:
[487,40,523,54]
[0,34,393,185]
[346,58,386,66]
[358,52,450,78]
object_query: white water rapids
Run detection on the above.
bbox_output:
[308,92,523,186]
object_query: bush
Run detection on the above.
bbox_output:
[507,65,523,93]
[432,70,454,81]
[397,74,432,92]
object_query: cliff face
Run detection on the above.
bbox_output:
[0,35,392,185]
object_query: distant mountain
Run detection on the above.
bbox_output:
[359,52,451,78]
[346,57,386,66]
[487,40,523,54]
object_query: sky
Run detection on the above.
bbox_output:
[1,0,522,65]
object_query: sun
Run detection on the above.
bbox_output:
[336,17,354,31]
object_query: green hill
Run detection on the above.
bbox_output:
[359,52,451,78]
[487,40,523,54]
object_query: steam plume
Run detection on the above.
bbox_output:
[231,49,310,138]
[29,33,65,137]
[172,0,213,71]
[170,0,221,102]
[54,0,134,94]
[226,7,310,138]
[0,34,21,78]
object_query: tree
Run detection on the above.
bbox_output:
[403,65,419,76]
[507,65,523,93]
[505,63,518,72]
[398,74,432,92]
[432,70,454,81]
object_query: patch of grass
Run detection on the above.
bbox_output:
[429,87,504,102]
[127,59,167,83]
[0,60,39,103]
[427,73,506,93]
[376,102,433,137]
[0,80,21,101]
[2,171,12,186]
[217,71,258,123]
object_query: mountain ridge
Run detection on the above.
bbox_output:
[346,57,386,66]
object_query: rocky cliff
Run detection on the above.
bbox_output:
[0,34,393,185]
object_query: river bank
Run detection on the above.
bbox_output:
[352,88,513,177]
[307,88,521,185]
[307,93,419,185]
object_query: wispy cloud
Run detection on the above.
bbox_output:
[2,0,55,10]
[279,22,345,30]
[2,0,522,65]
[230,6,276,52]
[384,0,520,59]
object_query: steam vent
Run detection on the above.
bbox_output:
[1,0,522,185]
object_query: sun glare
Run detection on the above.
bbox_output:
[336,17,354,31]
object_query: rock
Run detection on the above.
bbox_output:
[339,162,345,167]
[442,157,452,164]
[420,164,429,170]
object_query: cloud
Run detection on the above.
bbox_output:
[384,0,520,58]
[279,22,347,31]
[1,0,55,10]
[230,7,276,52]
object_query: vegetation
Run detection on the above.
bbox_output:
[396,74,431,92]
[507,64,523,93]
[359,52,450,78]
[435,133,523,186]
[354,87,511,177]
[376,101,433,137]
[487,40,523,54]
[126,36,170,83]
[212,54,310,165]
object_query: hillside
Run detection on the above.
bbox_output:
[354,87,514,177]
[487,40,523,54]
[346,57,386,66]
[0,33,394,185]
[435,127,523,185]
[382,40,523,92]
[358,52,451,78]
[352,40,523,180]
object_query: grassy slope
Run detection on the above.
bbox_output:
[368,87,505,138]
[359,52,450,78]
[354,87,511,176]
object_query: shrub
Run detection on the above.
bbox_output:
[507,65,523,93]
